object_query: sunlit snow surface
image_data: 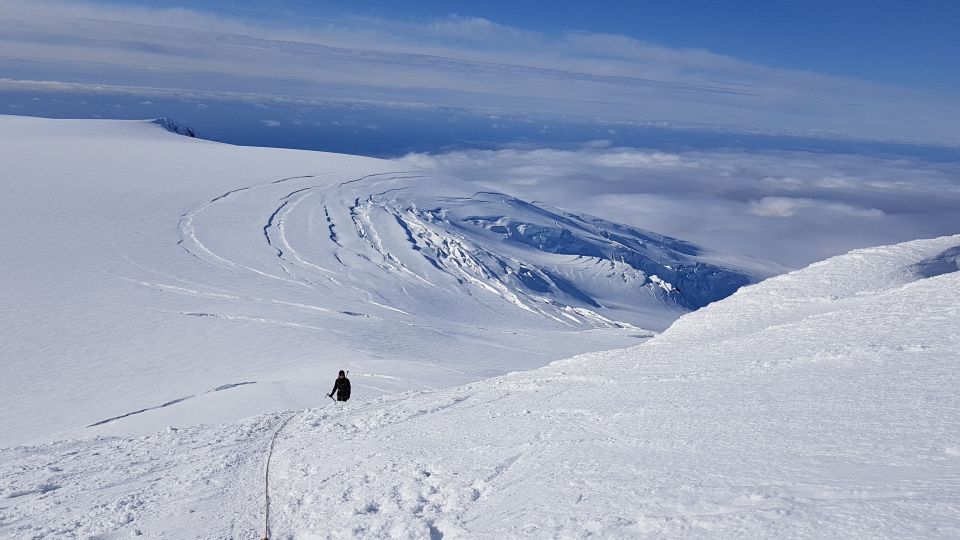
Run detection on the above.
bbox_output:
[2,227,958,537]
[0,116,770,447]
[2,117,959,539]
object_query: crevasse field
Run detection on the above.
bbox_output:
[1,116,959,538]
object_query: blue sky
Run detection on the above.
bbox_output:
[91,0,960,93]
[2,0,959,146]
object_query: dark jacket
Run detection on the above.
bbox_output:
[330,377,351,401]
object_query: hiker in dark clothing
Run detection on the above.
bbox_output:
[328,370,351,402]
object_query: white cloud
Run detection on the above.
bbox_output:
[814,176,856,189]
[398,146,960,267]
[747,197,884,218]
[261,119,281,127]
[426,15,538,42]
[591,151,683,168]
[0,0,958,143]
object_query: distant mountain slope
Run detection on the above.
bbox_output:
[0,115,771,446]
[3,235,957,538]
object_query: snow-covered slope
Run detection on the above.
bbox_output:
[0,115,769,446]
[3,235,958,538]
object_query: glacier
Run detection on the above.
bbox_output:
[3,116,956,538]
[0,115,771,446]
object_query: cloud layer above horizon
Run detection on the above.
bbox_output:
[4,1,958,267]
[400,146,960,267]
[2,0,959,144]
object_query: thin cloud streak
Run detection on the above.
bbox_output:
[1,0,958,143]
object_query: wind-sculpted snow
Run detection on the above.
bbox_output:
[3,235,958,538]
[0,116,769,446]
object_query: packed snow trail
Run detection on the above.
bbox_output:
[0,115,771,446]
[2,235,958,538]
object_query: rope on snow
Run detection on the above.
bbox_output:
[261,378,345,538]
[262,411,298,540]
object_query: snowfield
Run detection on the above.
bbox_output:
[1,116,958,538]
[2,230,958,537]
[0,116,770,448]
